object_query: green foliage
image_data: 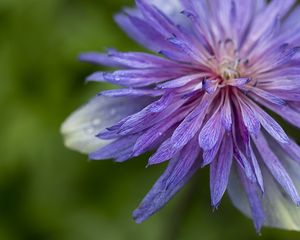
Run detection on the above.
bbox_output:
[0,0,299,239]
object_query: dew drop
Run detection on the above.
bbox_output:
[110,108,117,115]
[92,118,101,126]
[85,127,94,135]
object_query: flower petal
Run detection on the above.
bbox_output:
[106,51,182,69]
[61,96,150,153]
[100,68,190,87]
[89,134,140,162]
[228,164,265,232]
[100,88,163,97]
[199,109,223,151]
[148,138,178,165]
[210,133,233,207]
[133,138,200,223]
[228,156,300,231]
[248,101,289,143]
[254,133,300,205]
[150,0,182,17]
[79,52,123,67]
[133,108,188,156]
[171,93,215,148]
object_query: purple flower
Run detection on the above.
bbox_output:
[61,0,300,232]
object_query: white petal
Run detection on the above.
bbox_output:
[228,147,300,231]
[227,166,252,219]
[151,0,188,27]
[261,163,300,231]
[151,0,182,17]
[61,96,150,154]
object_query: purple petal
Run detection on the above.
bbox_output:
[86,72,106,82]
[202,133,223,167]
[171,93,215,149]
[249,0,295,45]
[238,96,260,136]
[133,138,200,223]
[79,52,123,67]
[114,12,166,52]
[210,133,233,207]
[168,36,207,64]
[227,78,251,87]
[126,14,176,50]
[148,138,178,165]
[89,134,140,162]
[136,0,180,37]
[279,140,300,164]
[117,93,185,135]
[157,73,206,89]
[249,146,264,192]
[199,109,223,151]
[252,98,300,129]
[221,90,232,130]
[239,167,266,233]
[101,68,190,87]
[252,103,289,143]
[100,88,163,97]
[247,87,286,106]
[203,79,218,94]
[233,146,256,183]
[254,133,300,205]
[266,91,300,102]
[229,160,300,231]
[106,50,182,69]
[132,109,188,156]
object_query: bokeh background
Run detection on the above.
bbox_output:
[1,0,300,239]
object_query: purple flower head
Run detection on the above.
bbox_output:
[61,0,300,232]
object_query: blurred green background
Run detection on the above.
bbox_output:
[1,0,300,239]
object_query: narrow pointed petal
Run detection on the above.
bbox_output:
[279,140,300,164]
[254,133,300,205]
[79,52,123,67]
[133,138,200,223]
[171,93,214,149]
[228,165,265,232]
[199,109,223,151]
[210,133,233,207]
[148,138,178,165]
[106,50,182,69]
[238,98,260,136]
[101,68,190,87]
[89,134,140,162]
[249,101,289,143]
[132,111,185,156]
[100,88,163,97]
[157,73,206,89]
[221,90,232,130]
[229,157,300,231]
[202,134,223,167]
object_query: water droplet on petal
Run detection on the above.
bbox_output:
[110,109,117,115]
[92,118,101,126]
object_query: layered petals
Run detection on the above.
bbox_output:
[61,96,151,153]
[62,0,300,231]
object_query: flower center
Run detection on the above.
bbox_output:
[219,59,241,81]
